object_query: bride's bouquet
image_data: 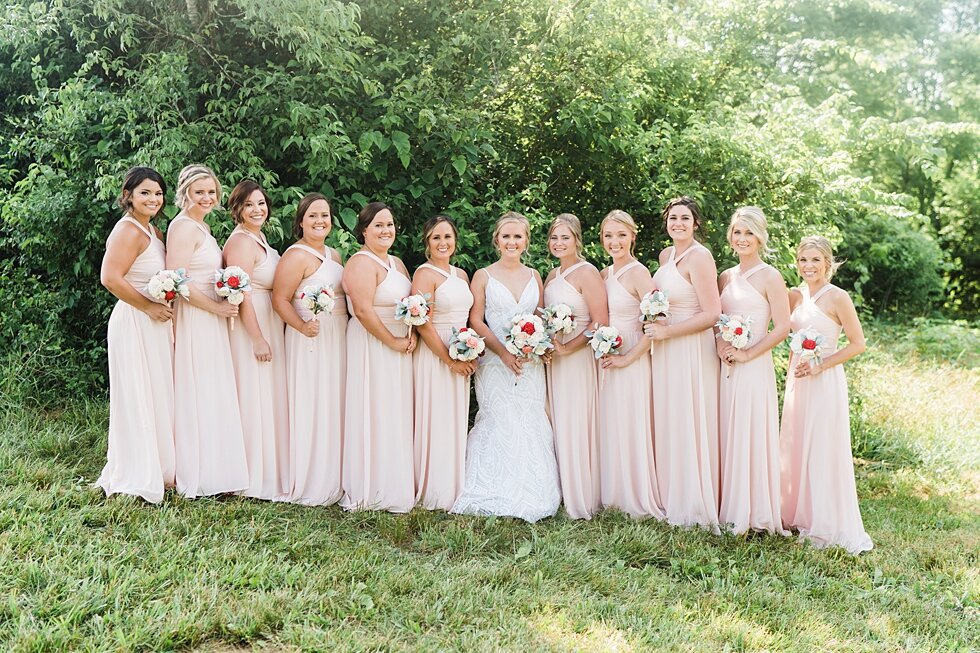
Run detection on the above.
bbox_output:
[716,313,753,378]
[584,325,623,359]
[448,326,486,362]
[146,268,190,305]
[215,266,252,330]
[789,327,827,369]
[504,313,553,360]
[538,303,576,338]
[298,284,337,351]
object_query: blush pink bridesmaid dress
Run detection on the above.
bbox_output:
[341,251,415,513]
[227,229,288,500]
[284,244,348,505]
[169,215,249,498]
[597,261,664,519]
[413,264,474,510]
[545,261,601,520]
[651,245,720,531]
[780,284,873,554]
[95,216,175,503]
[718,263,787,535]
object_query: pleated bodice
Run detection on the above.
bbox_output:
[720,263,772,346]
[545,261,591,340]
[790,285,841,354]
[171,215,222,300]
[605,261,644,346]
[117,216,166,299]
[421,264,473,336]
[652,246,704,321]
[288,244,346,319]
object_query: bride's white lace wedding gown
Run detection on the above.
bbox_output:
[450,271,561,522]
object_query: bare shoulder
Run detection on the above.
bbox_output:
[545,266,559,284]
[760,266,787,286]
[327,247,343,265]
[689,245,716,265]
[455,267,471,283]
[658,247,672,265]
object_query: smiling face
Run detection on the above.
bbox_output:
[495,220,528,260]
[426,220,456,263]
[548,223,576,259]
[185,177,218,219]
[240,189,268,231]
[363,208,395,252]
[796,247,829,283]
[729,219,760,258]
[127,179,164,221]
[601,218,634,261]
[665,204,697,244]
[301,199,332,242]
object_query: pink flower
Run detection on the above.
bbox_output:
[466,337,479,348]
[409,307,420,316]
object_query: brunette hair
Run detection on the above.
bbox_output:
[175,164,222,211]
[227,180,271,225]
[355,201,393,244]
[421,215,459,259]
[546,213,584,257]
[293,192,332,239]
[118,167,167,215]
[660,196,705,240]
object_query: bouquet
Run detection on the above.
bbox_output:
[640,288,669,353]
[394,293,431,330]
[584,325,623,360]
[504,313,553,360]
[448,326,486,362]
[146,268,190,304]
[298,284,337,351]
[538,303,576,338]
[715,313,753,378]
[215,266,252,330]
[789,327,827,370]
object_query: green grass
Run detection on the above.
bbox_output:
[1,321,977,652]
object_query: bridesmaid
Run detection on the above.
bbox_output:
[716,206,790,535]
[596,210,664,520]
[95,167,175,503]
[648,196,721,531]
[412,215,475,510]
[222,180,288,500]
[273,193,348,505]
[544,213,608,520]
[341,202,417,513]
[166,164,248,498]
[780,236,873,554]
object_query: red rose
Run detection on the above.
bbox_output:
[165,290,176,301]
[802,338,817,351]
[216,281,225,289]
[521,322,536,335]
[614,336,622,347]
[227,276,240,289]
[734,327,743,336]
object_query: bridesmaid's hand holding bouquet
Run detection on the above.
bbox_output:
[585,325,623,360]
[298,284,337,350]
[640,288,669,352]
[716,313,752,377]
[538,303,576,338]
[789,327,827,378]
[147,268,190,307]
[448,326,486,362]
[215,266,252,330]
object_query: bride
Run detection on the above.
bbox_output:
[451,212,561,522]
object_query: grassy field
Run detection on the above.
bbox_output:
[1,320,977,652]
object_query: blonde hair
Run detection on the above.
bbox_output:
[492,211,531,253]
[175,164,222,211]
[796,235,842,282]
[727,206,774,259]
[546,213,584,257]
[600,209,638,257]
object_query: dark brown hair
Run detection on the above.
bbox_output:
[293,193,332,239]
[355,201,394,244]
[421,215,459,259]
[118,167,167,215]
[227,180,271,225]
[660,195,705,240]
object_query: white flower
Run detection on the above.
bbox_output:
[228,291,245,306]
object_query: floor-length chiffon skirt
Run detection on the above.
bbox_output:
[286,313,347,505]
[95,302,175,503]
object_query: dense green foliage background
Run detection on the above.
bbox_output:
[1,0,977,396]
